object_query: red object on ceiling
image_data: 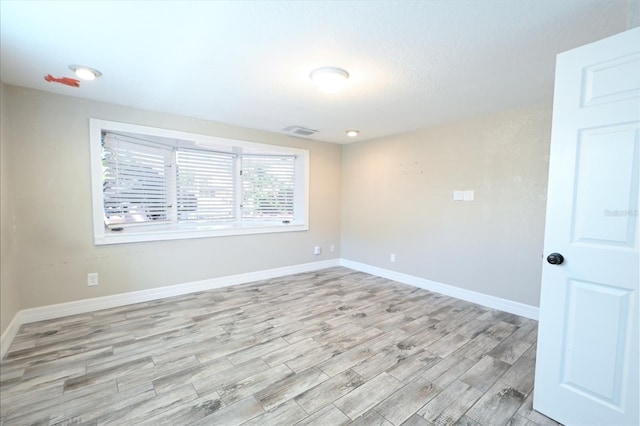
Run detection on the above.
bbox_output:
[44,74,80,87]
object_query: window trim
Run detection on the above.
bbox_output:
[89,119,309,245]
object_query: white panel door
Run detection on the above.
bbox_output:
[534,28,640,426]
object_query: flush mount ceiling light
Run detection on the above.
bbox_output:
[310,67,349,94]
[346,130,359,137]
[69,65,102,81]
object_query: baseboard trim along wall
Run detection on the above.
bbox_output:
[0,312,22,361]
[340,259,539,320]
[1,257,539,359]
[0,259,340,359]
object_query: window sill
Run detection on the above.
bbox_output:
[94,222,308,245]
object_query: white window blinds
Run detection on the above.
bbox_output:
[92,120,308,244]
[241,155,295,219]
[176,149,235,222]
[102,134,173,226]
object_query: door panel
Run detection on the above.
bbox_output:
[534,28,639,426]
[572,125,638,246]
[581,53,640,107]
[561,279,631,406]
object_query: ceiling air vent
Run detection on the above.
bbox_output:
[283,125,318,137]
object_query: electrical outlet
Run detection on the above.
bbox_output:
[330,245,335,252]
[87,273,99,286]
[390,253,396,262]
[314,246,321,255]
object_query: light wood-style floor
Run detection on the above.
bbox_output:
[0,267,560,426]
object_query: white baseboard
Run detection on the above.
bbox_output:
[1,258,340,359]
[1,256,538,360]
[0,311,22,360]
[340,259,539,320]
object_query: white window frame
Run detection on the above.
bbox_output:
[89,119,309,245]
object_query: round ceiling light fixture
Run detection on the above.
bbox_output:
[310,67,349,94]
[69,65,102,81]
[346,130,360,137]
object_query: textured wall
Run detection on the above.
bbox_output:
[2,83,552,319]
[3,85,342,309]
[341,105,552,306]
[1,84,22,336]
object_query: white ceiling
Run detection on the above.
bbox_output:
[0,1,634,144]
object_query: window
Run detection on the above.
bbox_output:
[241,155,295,220]
[102,134,173,227]
[90,119,309,245]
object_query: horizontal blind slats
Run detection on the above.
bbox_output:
[241,156,295,219]
[102,136,172,225]
[102,133,299,228]
[176,149,235,222]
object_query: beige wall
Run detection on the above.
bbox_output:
[341,105,552,306]
[1,84,22,336]
[3,85,342,310]
[1,83,552,330]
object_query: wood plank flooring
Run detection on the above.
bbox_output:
[0,267,561,426]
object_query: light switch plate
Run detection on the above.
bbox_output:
[453,191,464,201]
[463,190,475,201]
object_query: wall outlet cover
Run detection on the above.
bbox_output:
[87,273,99,286]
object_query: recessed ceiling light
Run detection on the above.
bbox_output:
[310,67,349,94]
[346,130,359,137]
[69,65,102,81]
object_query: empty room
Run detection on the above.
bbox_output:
[0,1,638,425]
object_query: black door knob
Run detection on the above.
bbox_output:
[547,253,564,265]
